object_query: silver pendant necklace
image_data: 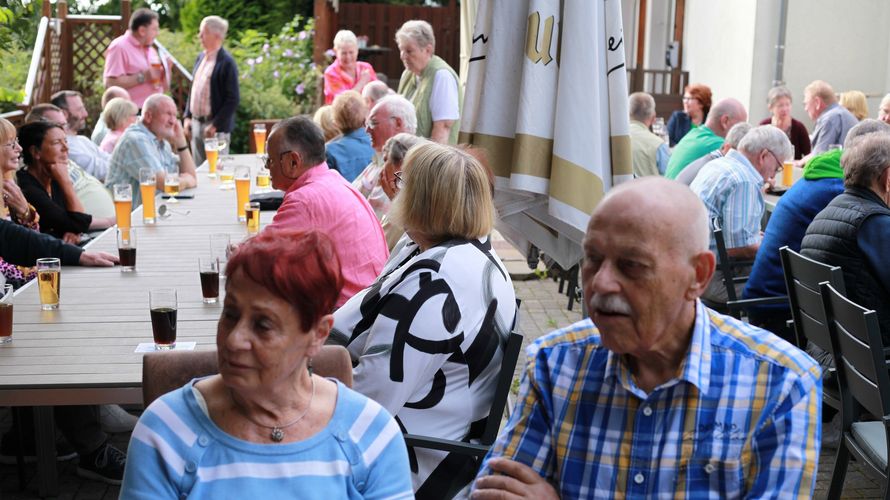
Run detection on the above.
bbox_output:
[233,376,315,443]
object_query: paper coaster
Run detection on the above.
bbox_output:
[135,341,197,353]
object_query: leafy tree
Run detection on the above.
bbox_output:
[179,0,312,40]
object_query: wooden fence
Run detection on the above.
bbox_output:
[314,0,460,87]
[627,68,689,119]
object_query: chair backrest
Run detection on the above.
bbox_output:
[711,217,740,302]
[142,345,353,407]
[479,331,524,445]
[780,246,846,351]
[821,282,890,421]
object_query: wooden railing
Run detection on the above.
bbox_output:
[627,68,689,120]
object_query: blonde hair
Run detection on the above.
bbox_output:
[331,90,368,133]
[388,143,495,242]
[103,97,138,130]
[0,117,14,145]
[313,105,340,142]
[805,80,837,105]
[840,90,869,121]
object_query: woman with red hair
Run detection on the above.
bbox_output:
[667,83,712,147]
[122,229,412,498]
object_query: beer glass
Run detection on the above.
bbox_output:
[164,172,181,203]
[253,123,267,156]
[139,167,157,224]
[113,184,133,230]
[205,137,219,178]
[256,167,271,191]
[36,258,61,310]
[235,166,251,222]
[216,134,228,154]
[210,233,231,277]
[149,288,177,350]
[782,146,795,187]
[245,201,261,235]
[218,158,235,190]
[117,228,137,272]
[0,284,13,344]
[198,257,220,304]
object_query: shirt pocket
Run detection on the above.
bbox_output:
[674,458,743,499]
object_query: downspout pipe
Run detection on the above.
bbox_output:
[773,0,789,86]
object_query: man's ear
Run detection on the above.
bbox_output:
[687,251,716,300]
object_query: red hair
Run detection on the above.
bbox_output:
[226,229,343,332]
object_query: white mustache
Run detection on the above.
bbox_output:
[590,294,633,315]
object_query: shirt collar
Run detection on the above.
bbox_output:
[285,162,329,193]
[126,31,147,49]
[726,148,763,184]
[203,48,220,61]
[604,300,712,397]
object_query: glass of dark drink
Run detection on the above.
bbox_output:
[0,284,13,345]
[117,228,137,272]
[149,288,177,350]
[199,257,220,304]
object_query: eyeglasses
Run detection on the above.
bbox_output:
[263,150,293,170]
[393,171,404,190]
[766,149,785,172]
[366,116,395,130]
[2,139,19,149]
[682,96,696,102]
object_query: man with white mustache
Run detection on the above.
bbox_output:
[472,177,822,499]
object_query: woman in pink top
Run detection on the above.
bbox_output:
[323,30,377,105]
[99,98,139,154]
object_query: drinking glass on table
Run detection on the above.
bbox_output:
[215,134,228,154]
[245,201,261,235]
[235,166,251,222]
[117,228,137,272]
[113,183,133,230]
[198,257,220,304]
[164,172,181,203]
[256,166,271,192]
[781,145,795,187]
[218,157,235,190]
[140,167,157,224]
[149,288,177,350]
[253,123,267,155]
[205,137,219,178]
[0,284,14,345]
[210,233,231,277]
[36,258,60,310]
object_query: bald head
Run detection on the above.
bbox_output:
[705,98,748,137]
[102,86,130,109]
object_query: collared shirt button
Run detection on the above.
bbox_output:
[704,463,716,474]
[634,472,645,484]
[185,461,197,473]
[198,435,210,447]
[642,406,653,416]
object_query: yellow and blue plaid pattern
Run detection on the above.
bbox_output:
[477,300,822,499]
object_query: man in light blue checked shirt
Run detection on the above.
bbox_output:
[105,94,197,206]
[691,125,792,303]
[472,177,821,499]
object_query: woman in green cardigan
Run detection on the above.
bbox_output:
[395,20,462,145]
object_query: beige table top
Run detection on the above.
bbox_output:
[0,154,276,406]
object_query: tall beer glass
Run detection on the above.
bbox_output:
[113,184,133,230]
[235,166,251,222]
[253,123,267,155]
[36,258,61,310]
[0,284,13,344]
[139,167,157,224]
[205,137,219,178]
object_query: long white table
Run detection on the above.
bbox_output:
[0,154,274,496]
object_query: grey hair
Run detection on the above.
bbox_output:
[842,133,890,190]
[143,93,174,114]
[383,133,427,167]
[373,94,417,134]
[201,16,229,38]
[395,20,435,50]
[333,29,357,50]
[628,92,655,123]
[844,118,890,149]
[738,124,792,161]
[767,86,793,108]
[725,122,753,149]
[881,93,890,111]
[362,80,392,105]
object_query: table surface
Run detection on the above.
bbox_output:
[0,154,275,406]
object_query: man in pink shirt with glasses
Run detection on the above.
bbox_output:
[103,8,168,109]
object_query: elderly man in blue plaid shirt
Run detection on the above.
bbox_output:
[472,177,821,499]
[105,94,197,206]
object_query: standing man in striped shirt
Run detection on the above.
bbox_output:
[472,177,821,499]
[691,125,793,304]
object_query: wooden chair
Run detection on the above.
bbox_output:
[403,329,524,499]
[142,345,353,406]
[706,217,787,318]
[822,283,890,499]
[779,246,845,410]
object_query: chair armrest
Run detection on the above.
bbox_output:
[403,434,491,457]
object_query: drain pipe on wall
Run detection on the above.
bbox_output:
[773,0,789,86]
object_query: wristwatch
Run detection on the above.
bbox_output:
[136,71,145,84]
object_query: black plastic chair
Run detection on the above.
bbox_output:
[403,324,524,499]
[779,246,845,411]
[822,283,890,499]
[705,217,786,318]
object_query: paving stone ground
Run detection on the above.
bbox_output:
[0,235,883,498]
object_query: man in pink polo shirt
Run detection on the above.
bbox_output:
[266,116,389,307]
[103,8,168,109]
